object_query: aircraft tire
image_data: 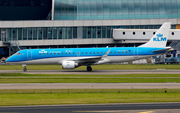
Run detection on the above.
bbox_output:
[87,66,92,72]
[23,68,27,72]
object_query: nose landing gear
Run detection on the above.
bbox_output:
[22,64,27,72]
[87,66,92,72]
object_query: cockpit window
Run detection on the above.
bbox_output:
[15,52,21,55]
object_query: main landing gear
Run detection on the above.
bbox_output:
[22,64,27,72]
[87,66,92,72]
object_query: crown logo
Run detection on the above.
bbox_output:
[156,33,163,37]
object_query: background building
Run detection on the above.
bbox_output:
[0,0,180,58]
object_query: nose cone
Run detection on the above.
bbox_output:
[6,57,14,63]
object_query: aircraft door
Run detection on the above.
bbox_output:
[133,48,138,58]
[27,50,32,60]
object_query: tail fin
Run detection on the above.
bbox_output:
[139,22,171,48]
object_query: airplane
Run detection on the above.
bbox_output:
[6,22,172,72]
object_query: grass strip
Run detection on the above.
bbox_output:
[1,64,180,70]
[0,77,179,83]
[0,73,180,83]
[0,90,180,106]
[1,73,180,78]
[0,89,180,94]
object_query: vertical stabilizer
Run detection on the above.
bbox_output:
[139,22,171,48]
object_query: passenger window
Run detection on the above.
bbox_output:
[47,53,48,55]
[39,53,41,55]
[62,53,63,54]
[111,52,112,54]
[58,53,60,55]
[97,52,99,54]
[73,53,75,54]
[101,52,102,54]
[86,52,87,54]
[118,52,120,53]
[65,53,67,54]
[69,53,71,54]
[114,52,116,53]
[126,51,127,53]
[129,51,131,53]
[50,53,52,55]
[54,53,56,55]
[122,52,123,53]
[93,52,95,54]
[82,52,83,54]
[90,52,91,54]
[43,53,45,55]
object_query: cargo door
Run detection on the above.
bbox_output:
[133,48,138,58]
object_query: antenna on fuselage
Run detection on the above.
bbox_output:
[106,46,108,48]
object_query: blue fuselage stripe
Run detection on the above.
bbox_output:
[6,47,166,62]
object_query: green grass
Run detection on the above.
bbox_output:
[1,64,180,70]
[0,78,179,83]
[0,91,180,106]
[1,73,180,77]
[0,73,180,83]
[0,89,180,94]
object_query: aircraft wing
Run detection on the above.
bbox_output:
[63,49,111,65]
[73,56,102,65]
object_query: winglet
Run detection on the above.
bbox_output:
[102,49,111,58]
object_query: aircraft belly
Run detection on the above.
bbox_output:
[32,59,50,64]
[14,58,50,65]
[107,55,153,63]
[107,56,134,63]
[49,57,64,64]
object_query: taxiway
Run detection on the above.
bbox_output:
[0,103,179,113]
[0,69,180,74]
[0,83,180,89]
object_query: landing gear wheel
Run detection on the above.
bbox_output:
[87,66,92,72]
[23,67,27,72]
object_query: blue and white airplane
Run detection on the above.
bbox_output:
[6,22,172,72]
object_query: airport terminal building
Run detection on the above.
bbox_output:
[1,0,180,58]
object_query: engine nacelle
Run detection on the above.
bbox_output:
[62,61,78,69]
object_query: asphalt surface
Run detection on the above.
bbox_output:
[0,69,180,74]
[0,83,180,89]
[0,103,179,113]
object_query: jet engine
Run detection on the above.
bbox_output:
[62,61,78,69]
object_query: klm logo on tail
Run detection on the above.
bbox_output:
[153,33,166,41]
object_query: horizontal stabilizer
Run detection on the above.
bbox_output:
[152,47,173,52]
